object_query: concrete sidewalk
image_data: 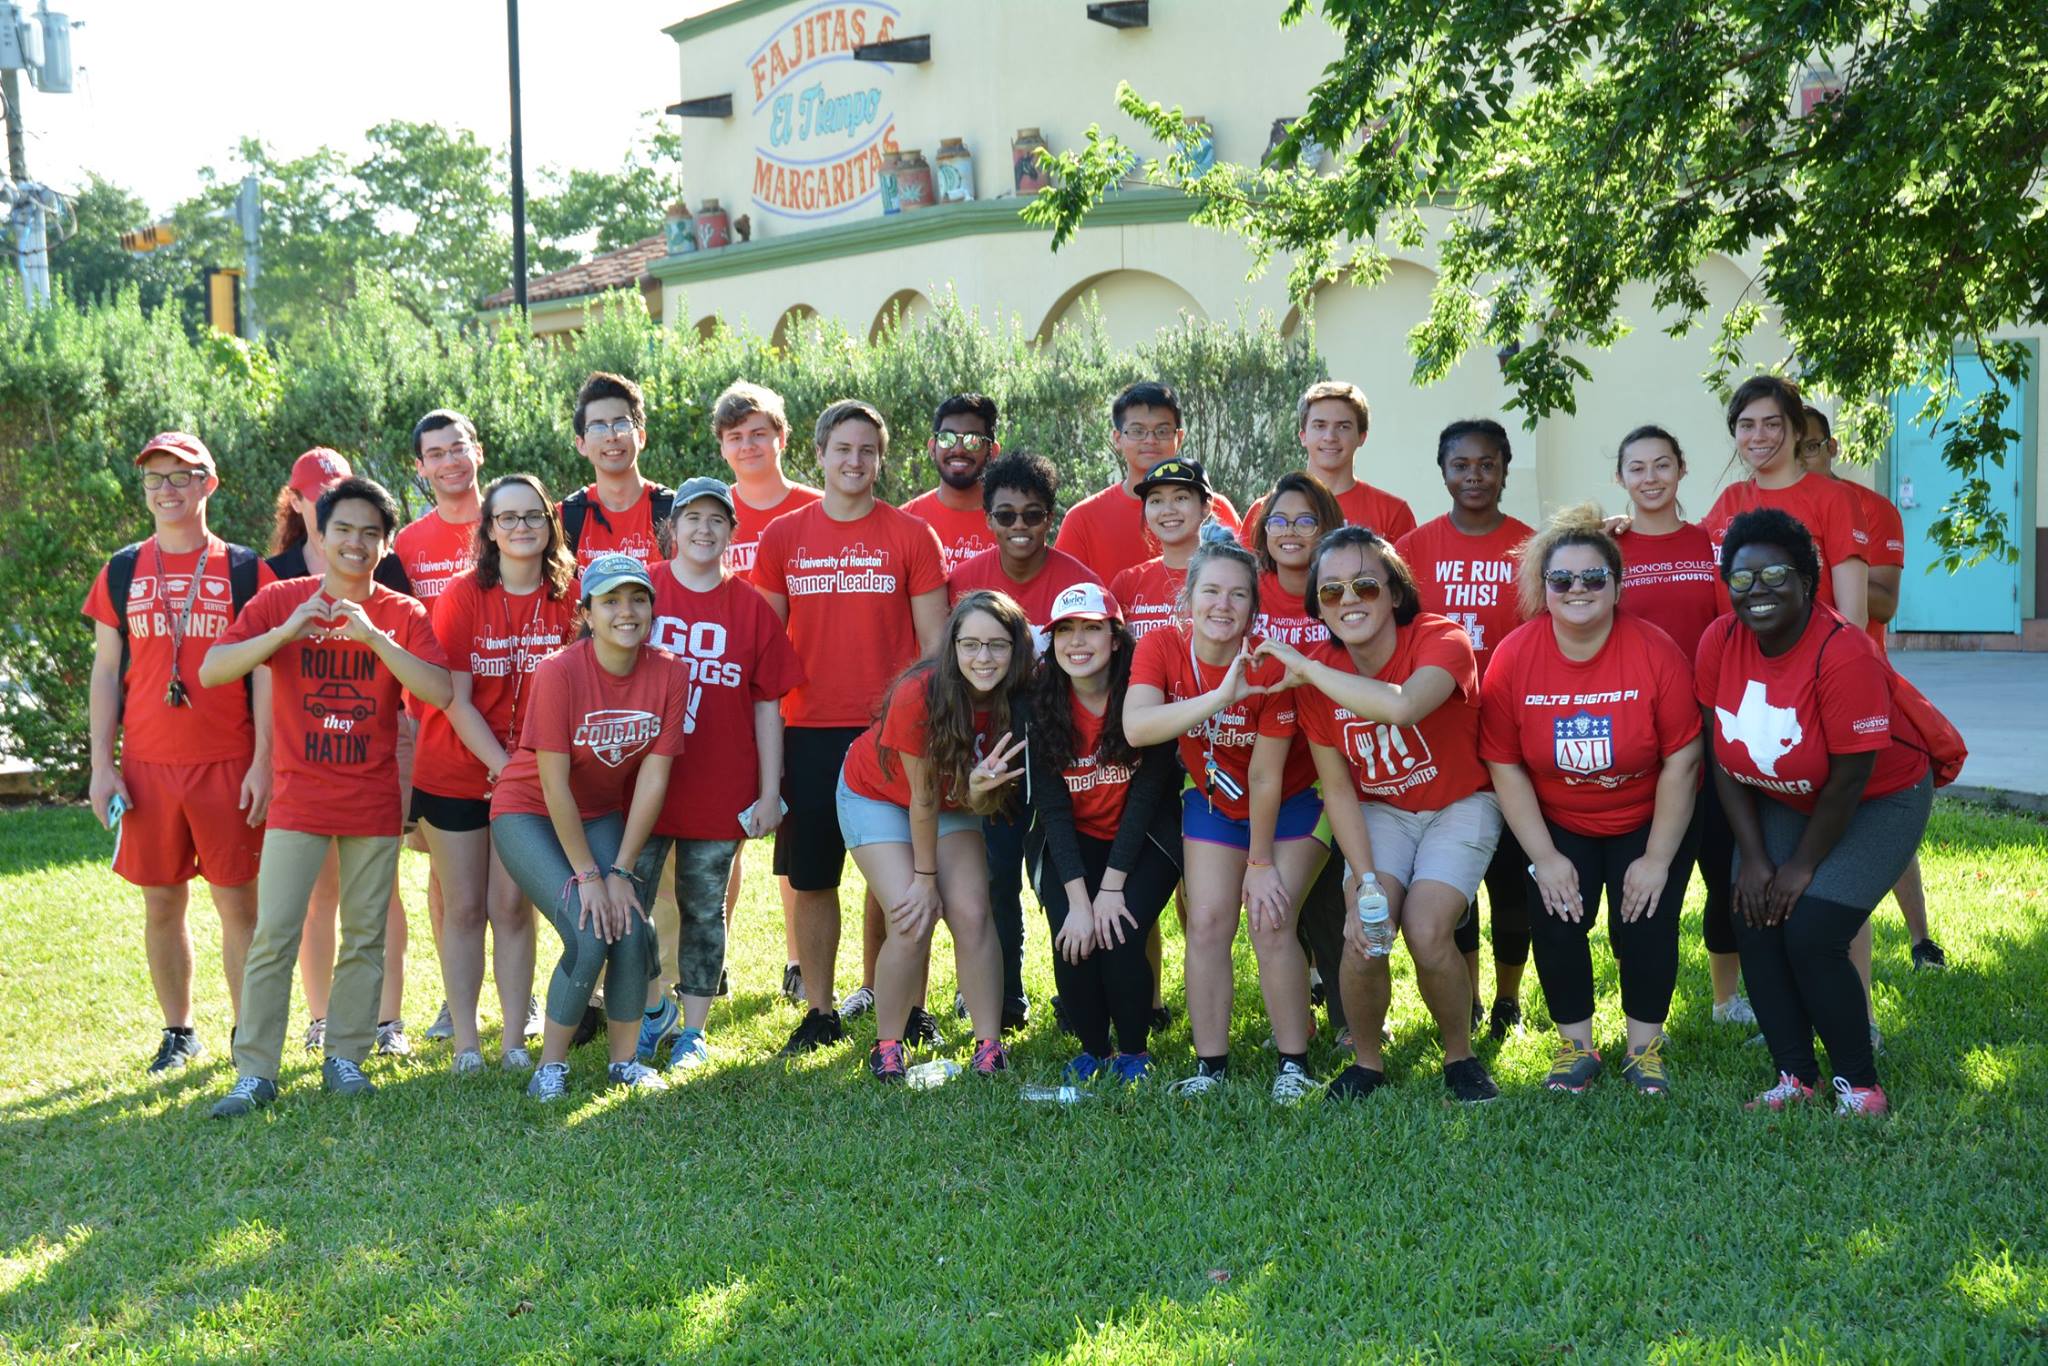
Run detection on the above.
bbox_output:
[1891,651,2048,811]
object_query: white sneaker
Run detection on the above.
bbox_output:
[1271,1059,1320,1106]
[374,1020,411,1057]
[608,1059,669,1091]
[452,1049,485,1076]
[837,985,875,1020]
[424,1001,454,1041]
[1713,995,1758,1026]
[523,997,544,1040]
[527,1061,569,1102]
[302,1017,326,1051]
[501,1046,533,1071]
[1167,1072,1224,1098]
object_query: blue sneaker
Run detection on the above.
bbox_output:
[669,1027,709,1071]
[636,996,680,1064]
[1062,1051,1109,1084]
[1109,1051,1153,1084]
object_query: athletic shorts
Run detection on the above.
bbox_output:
[1180,783,1328,850]
[1358,790,1503,901]
[395,711,421,838]
[113,756,264,889]
[775,725,864,892]
[410,787,492,833]
[835,769,983,850]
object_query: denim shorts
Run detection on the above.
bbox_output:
[1180,783,1329,850]
[835,769,982,849]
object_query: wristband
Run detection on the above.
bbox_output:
[576,867,603,884]
[914,868,937,877]
[607,865,635,880]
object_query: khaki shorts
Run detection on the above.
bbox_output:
[1358,791,1503,900]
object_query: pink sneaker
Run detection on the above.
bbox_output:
[1832,1077,1889,1116]
[1746,1072,1815,1111]
[970,1037,1009,1075]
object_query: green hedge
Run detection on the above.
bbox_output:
[0,279,1322,793]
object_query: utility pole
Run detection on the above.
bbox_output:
[506,0,527,313]
[1,67,25,180]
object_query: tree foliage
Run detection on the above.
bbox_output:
[1028,0,2047,567]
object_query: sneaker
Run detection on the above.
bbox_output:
[1832,1076,1889,1116]
[1712,994,1758,1026]
[1911,938,1947,971]
[1062,1051,1109,1085]
[1746,1071,1815,1111]
[424,1001,454,1041]
[868,1039,907,1083]
[210,1074,277,1119]
[501,1046,533,1071]
[1871,1022,1885,1056]
[608,1059,668,1091]
[717,968,732,999]
[452,1049,485,1076]
[636,996,680,1064]
[1543,1040,1603,1094]
[148,1028,204,1074]
[1308,966,1327,1008]
[954,990,970,1021]
[527,1060,569,1102]
[1620,1037,1671,1097]
[523,997,544,1039]
[373,1020,411,1058]
[837,985,875,1020]
[1051,995,1075,1038]
[1443,1056,1500,1103]
[322,1055,375,1096]
[1167,1071,1223,1098]
[670,1028,709,1071]
[302,1017,326,1052]
[1150,1004,1173,1033]
[1488,998,1523,1040]
[970,1038,1010,1075]
[1271,1058,1320,1106]
[571,1002,605,1049]
[1109,1051,1153,1084]
[778,1008,846,1057]
[1325,1063,1388,1102]
[780,962,803,1003]
[1470,1000,1485,1037]
[904,1005,943,1049]
[1001,1000,1030,1034]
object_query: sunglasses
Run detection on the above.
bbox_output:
[1315,575,1384,606]
[1543,568,1612,593]
[1725,563,1796,593]
[933,431,994,453]
[988,506,1048,528]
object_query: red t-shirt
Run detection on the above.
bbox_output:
[647,566,808,838]
[489,638,692,821]
[1616,523,1721,666]
[82,535,277,765]
[1395,514,1535,678]
[390,511,479,609]
[1845,481,1905,650]
[1701,474,1868,614]
[1054,481,1241,585]
[412,571,582,801]
[1478,613,1701,837]
[1129,625,1312,822]
[947,547,1101,647]
[840,673,992,811]
[219,578,449,837]
[1241,481,1417,546]
[1109,557,1189,640]
[726,483,823,578]
[1695,606,1927,815]
[1254,571,1329,648]
[901,489,997,576]
[752,500,948,727]
[1296,616,1488,812]
[562,483,662,570]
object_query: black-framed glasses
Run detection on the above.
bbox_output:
[141,470,204,490]
[933,431,994,453]
[493,510,550,530]
[989,506,1048,528]
[1265,513,1321,532]
[1315,575,1383,606]
[1543,569,1612,593]
[1120,423,1179,442]
[583,418,640,439]
[1726,563,1796,593]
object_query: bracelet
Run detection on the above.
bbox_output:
[914,867,937,877]
[606,865,635,880]
[575,867,603,884]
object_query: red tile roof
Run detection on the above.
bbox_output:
[482,235,667,309]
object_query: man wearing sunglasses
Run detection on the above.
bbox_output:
[558,371,675,571]
[84,431,277,1074]
[901,393,1001,574]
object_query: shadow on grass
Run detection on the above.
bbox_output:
[0,804,106,878]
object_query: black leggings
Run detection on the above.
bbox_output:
[1294,855,1348,1033]
[1457,824,1530,967]
[1694,775,1737,956]
[1035,834,1179,1057]
[1525,816,1699,1027]
[1734,895,1877,1088]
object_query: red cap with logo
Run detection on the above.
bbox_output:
[289,447,353,501]
[133,431,216,476]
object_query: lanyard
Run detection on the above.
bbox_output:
[495,583,550,769]
[153,538,209,708]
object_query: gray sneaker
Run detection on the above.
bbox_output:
[302,1016,326,1052]
[210,1074,277,1119]
[424,1002,454,1041]
[523,997,545,1039]
[1712,995,1758,1026]
[1543,1040,1604,1093]
[527,1060,569,1102]
[837,985,875,1020]
[608,1059,669,1091]
[1271,1059,1321,1106]
[501,1046,533,1071]
[322,1056,375,1096]
[452,1049,485,1076]
[374,1020,411,1057]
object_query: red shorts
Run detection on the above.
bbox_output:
[114,757,264,889]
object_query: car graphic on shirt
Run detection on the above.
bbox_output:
[304,683,376,723]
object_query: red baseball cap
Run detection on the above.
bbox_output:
[133,431,216,476]
[289,447,353,500]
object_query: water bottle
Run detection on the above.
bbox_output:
[1020,1083,1094,1104]
[905,1059,961,1090]
[1357,873,1394,957]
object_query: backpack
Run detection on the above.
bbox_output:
[104,540,264,721]
[559,483,675,559]
[1812,617,1967,789]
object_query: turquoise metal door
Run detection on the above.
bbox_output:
[1890,353,2025,633]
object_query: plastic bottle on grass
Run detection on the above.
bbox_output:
[905,1059,961,1090]
[1357,873,1394,957]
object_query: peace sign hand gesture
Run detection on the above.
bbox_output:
[968,731,1029,801]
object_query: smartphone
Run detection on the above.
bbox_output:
[107,792,129,865]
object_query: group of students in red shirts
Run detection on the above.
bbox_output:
[85,367,1943,1116]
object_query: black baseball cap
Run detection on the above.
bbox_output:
[1134,457,1210,498]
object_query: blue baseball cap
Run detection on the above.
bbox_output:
[580,552,654,600]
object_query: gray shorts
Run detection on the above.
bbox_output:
[1358,790,1503,900]
[835,769,982,849]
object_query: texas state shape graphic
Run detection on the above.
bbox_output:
[1716,680,1803,777]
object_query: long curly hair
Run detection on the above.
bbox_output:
[268,484,309,556]
[475,474,578,601]
[1028,615,1140,774]
[877,590,1035,816]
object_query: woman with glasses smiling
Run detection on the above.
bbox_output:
[1478,505,1703,1097]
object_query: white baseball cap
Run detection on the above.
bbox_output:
[1047,581,1121,624]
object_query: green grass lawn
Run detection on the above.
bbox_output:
[1,799,2044,1361]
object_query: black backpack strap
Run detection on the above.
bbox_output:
[225,543,262,612]
[103,544,143,724]
[649,484,676,558]
[560,488,591,554]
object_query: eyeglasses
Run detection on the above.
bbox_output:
[933,432,993,453]
[141,470,204,490]
[955,637,1014,659]
[989,507,1048,528]
[1543,568,1612,593]
[1120,423,1179,442]
[1315,575,1383,606]
[1265,513,1321,532]
[424,440,476,459]
[583,418,640,439]
[493,510,550,530]
[1726,563,1796,593]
